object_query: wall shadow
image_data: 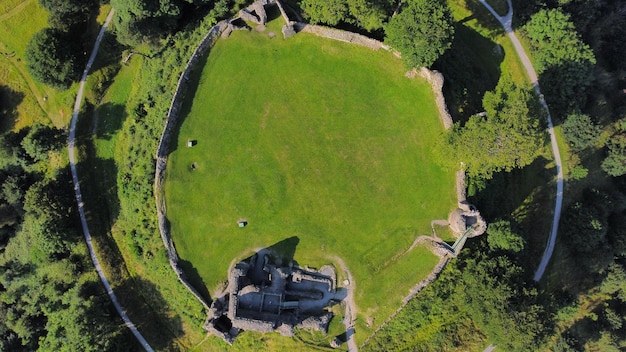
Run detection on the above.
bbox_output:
[0,85,25,133]
[179,258,212,303]
[435,23,503,124]
[165,48,211,157]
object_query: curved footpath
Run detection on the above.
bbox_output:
[478,0,564,282]
[67,9,154,352]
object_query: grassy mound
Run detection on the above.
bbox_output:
[165,19,457,342]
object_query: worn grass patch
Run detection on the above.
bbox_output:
[165,25,457,344]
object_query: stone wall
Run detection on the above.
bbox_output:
[415,67,453,130]
[154,20,229,312]
[294,23,390,51]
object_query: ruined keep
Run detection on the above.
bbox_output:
[205,250,341,343]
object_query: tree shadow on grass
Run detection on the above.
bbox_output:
[435,23,503,124]
[113,277,185,351]
[0,85,25,133]
[94,102,127,140]
[75,104,120,225]
[469,156,557,266]
[469,156,553,221]
[462,0,507,34]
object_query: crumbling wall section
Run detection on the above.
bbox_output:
[293,22,390,51]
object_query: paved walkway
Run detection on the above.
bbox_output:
[478,0,564,282]
[67,9,154,352]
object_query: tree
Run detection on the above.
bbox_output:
[25,28,84,89]
[384,0,454,68]
[523,9,596,117]
[447,79,546,178]
[562,113,601,150]
[487,220,526,253]
[111,0,184,45]
[347,0,387,31]
[601,121,626,177]
[39,0,99,30]
[300,0,390,31]
[301,0,349,26]
[20,124,65,162]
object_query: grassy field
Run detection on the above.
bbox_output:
[165,19,457,345]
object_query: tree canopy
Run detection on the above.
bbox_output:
[25,28,84,89]
[523,9,596,117]
[384,0,454,69]
[39,0,99,30]
[447,79,546,179]
[487,220,526,253]
[562,113,601,150]
[300,0,389,31]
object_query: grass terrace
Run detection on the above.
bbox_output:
[164,16,457,344]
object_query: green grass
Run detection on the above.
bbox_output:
[0,0,77,130]
[165,26,457,343]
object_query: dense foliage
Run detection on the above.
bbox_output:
[0,127,132,351]
[299,0,391,31]
[25,0,100,88]
[111,0,229,45]
[25,28,84,89]
[601,119,626,177]
[384,0,454,68]
[562,113,601,150]
[523,9,596,118]
[364,237,549,351]
[447,79,546,178]
[40,0,99,31]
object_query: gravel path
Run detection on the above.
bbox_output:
[332,256,358,352]
[479,0,564,282]
[68,9,154,352]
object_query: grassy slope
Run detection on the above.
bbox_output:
[0,0,76,131]
[165,25,457,345]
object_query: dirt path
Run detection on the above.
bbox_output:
[332,256,358,352]
[67,9,154,352]
[478,0,564,282]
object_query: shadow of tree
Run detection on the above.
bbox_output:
[90,31,126,73]
[94,102,128,140]
[468,156,557,266]
[469,156,553,221]
[113,277,185,351]
[0,85,25,133]
[463,0,507,34]
[435,23,503,123]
